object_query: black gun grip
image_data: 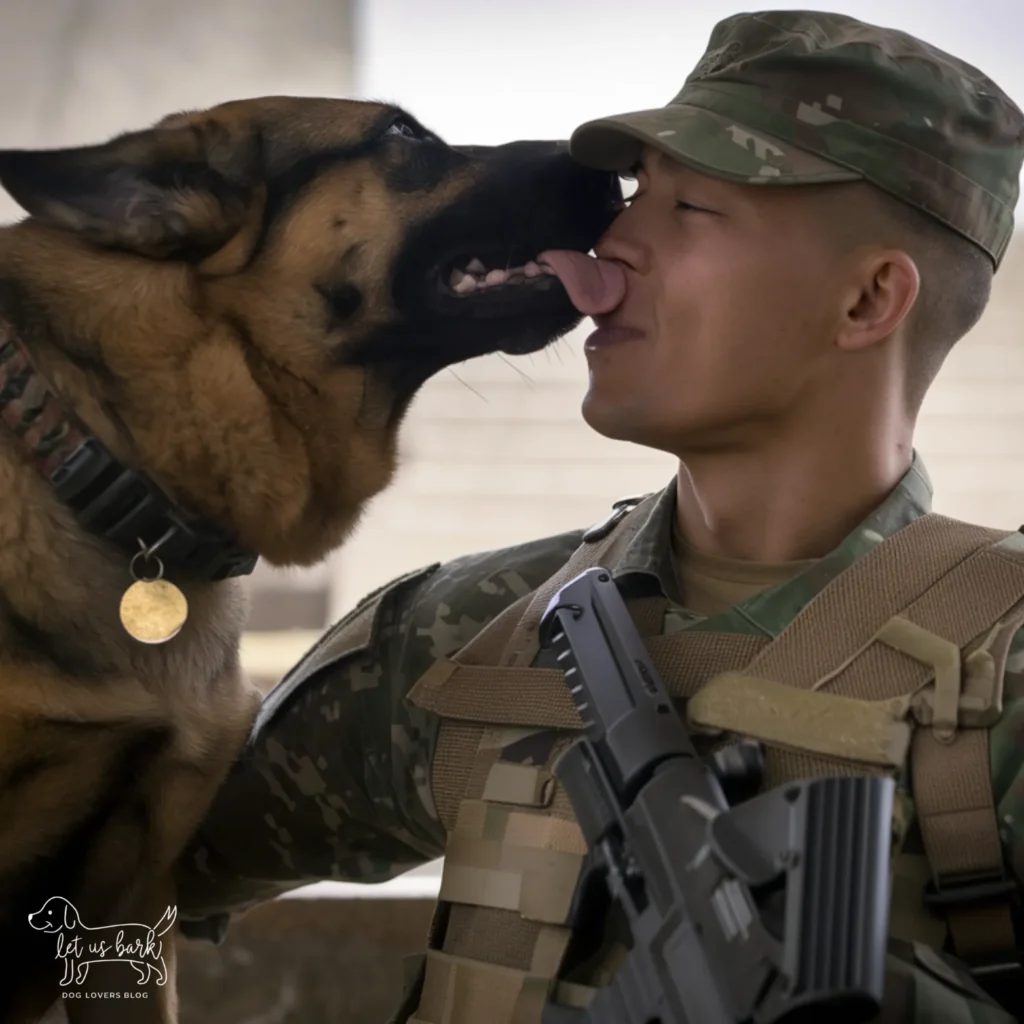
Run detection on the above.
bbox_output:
[707,739,764,805]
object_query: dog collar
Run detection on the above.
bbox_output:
[0,321,258,582]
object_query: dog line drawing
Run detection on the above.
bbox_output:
[28,896,176,987]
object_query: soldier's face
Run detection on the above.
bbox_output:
[579,146,853,454]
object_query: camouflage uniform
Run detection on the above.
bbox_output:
[177,458,1024,1022]
[176,11,1024,1024]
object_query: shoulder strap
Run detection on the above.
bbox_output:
[499,493,660,667]
[408,492,771,723]
[407,493,662,719]
[412,513,1019,741]
[693,514,1024,966]
[689,515,1022,745]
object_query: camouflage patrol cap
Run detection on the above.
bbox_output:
[570,10,1024,267]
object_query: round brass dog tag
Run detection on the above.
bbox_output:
[119,579,189,644]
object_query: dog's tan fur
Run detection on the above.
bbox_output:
[0,96,616,1022]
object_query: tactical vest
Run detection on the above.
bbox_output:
[368,497,1024,1023]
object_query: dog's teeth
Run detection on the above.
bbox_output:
[484,269,508,286]
[450,268,466,287]
[466,258,486,273]
[523,261,541,278]
[453,275,478,294]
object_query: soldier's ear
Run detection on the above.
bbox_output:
[0,122,260,260]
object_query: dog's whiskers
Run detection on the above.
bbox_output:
[498,353,534,387]
[549,339,568,365]
[447,367,488,402]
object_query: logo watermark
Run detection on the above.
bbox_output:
[28,896,177,995]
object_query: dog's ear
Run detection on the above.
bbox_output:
[63,901,77,930]
[0,121,261,259]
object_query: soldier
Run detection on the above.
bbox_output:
[177,10,1024,1023]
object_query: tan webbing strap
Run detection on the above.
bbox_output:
[499,495,660,667]
[908,599,1024,964]
[410,630,771,730]
[686,598,1021,770]
[912,728,1017,963]
[409,496,656,710]
[414,592,537,695]
[716,515,1020,785]
[734,514,1007,694]
[412,949,555,1024]
[414,661,576,729]
[432,721,494,831]
[650,631,771,697]
[415,514,1014,734]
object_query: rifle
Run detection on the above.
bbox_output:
[538,567,894,1024]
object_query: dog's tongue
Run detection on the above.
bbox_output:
[538,250,626,316]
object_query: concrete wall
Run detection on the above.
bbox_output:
[916,237,1024,526]
[0,0,357,195]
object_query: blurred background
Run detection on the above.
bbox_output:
[6,0,1023,1020]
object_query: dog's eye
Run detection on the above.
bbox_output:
[385,118,422,141]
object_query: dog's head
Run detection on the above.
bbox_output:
[27,896,77,933]
[0,98,621,565]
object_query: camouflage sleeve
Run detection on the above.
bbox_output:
[991,624,1024,896]
[174,527,585,922]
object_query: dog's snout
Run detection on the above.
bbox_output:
[437,138,623,260]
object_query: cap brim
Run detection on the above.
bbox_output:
[570,103,863,185]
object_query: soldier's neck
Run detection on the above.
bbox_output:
[672,419,914,564]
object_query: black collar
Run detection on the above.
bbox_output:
[0,322,258,582]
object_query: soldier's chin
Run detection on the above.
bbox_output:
[579,390,640,444]
[579,387,680,453]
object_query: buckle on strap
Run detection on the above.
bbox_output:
[581,495,647,544]
[923,872,1019,910]
[875,616,1003,741]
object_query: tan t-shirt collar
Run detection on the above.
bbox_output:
[670,516,819,618]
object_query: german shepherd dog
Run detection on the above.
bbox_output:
[0,96,620,1022]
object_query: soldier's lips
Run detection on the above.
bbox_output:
[584,324,645,351]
